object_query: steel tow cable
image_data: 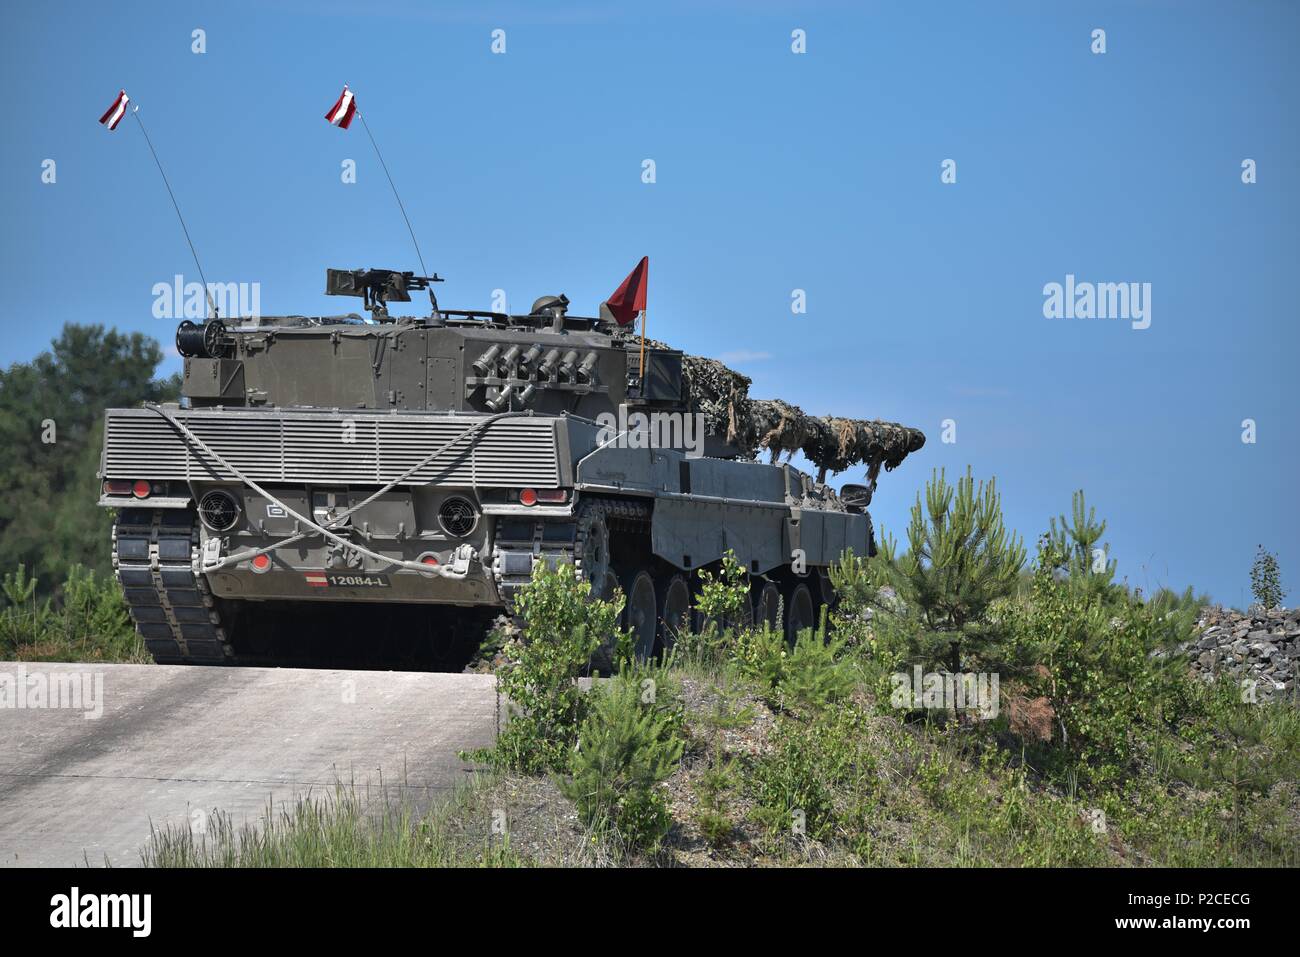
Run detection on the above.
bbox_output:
[143,403,532,576]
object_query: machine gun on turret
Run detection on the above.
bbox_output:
[325,267,443,321]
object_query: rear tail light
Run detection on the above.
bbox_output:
[416,551,440,578]
[250,553,271,573]
[517,488,566,506]
[103,479,167,498]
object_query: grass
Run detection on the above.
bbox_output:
[142,777,527,868]
[0,563,148,664]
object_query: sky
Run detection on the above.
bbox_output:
[1,0,1296,607]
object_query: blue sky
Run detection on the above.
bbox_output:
[2,0,1296,606]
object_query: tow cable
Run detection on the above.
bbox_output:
[144,403,532,578]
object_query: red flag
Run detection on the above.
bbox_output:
[605,256,648,326]
[98,90,130,131]
[324,84,357,129]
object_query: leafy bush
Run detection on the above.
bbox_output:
[778,619,857,715]
[671,550,750,667]
[1006,540,1199,787]
[694,551,749,627]
[732,621,787,690]
[1250,545,1285,610]
[478,561,624,774]
[693,750,740,848]
[736,615,856,715]
[0,563,144,662]
[753,704,878,842]
[559,665,685,854]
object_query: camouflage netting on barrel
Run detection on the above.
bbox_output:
[623,333,925,481]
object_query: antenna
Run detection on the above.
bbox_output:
[129,104,217,320]
[355,108,438,317]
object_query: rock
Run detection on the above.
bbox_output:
[1187,606,1297,706]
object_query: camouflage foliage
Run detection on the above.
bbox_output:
[637,336,924,481]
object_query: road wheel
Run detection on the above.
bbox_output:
[577,506,612,595]
[814,567,836,607]
[785,581,815,645]
[624,569,658,662]
[658,574,691,655]
[753,580,783,633]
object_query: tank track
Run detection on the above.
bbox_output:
[490,494,651,607]
[112,507,233,665]
[573,495,651,584]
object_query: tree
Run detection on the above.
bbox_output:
[1249,545,1285,611]
[1048,490,1118,602]
[880,467,1025,671]
[0,325,180,591]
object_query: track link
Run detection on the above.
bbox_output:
[573,495,652,586]
[112,507,232,665]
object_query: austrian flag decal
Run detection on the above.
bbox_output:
[98,90,130,131]
[304,572,329,588]
[324,85,356,129]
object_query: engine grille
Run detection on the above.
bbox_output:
[103,409,561,488]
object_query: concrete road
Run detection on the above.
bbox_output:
[0,662,499,867]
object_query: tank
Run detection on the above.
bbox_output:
[98,267,925,668]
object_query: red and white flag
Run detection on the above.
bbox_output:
[324,85,357,129]
[98,89,130,131]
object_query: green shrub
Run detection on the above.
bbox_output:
[695,807,733,849]
[559,665,685,854]
[1250,545,1285,610]
[1046,490,1119,603]
[732,622,787,690]
[1007,540,1202,788]
[777,620,856,715]
[693,750,739,848]
[753,704,878,841]
[694,551,749,627]
[737,615,855,715]
[870,467,1025,673]
[672,551,750,667]
[0,563,143,662]
[476,561,624,774]
[753,721,836,841]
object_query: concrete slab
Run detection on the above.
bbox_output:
[0,662,499,867]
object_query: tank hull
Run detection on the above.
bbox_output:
[101,404,871,666]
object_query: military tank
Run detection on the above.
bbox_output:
[98,267,925,668]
